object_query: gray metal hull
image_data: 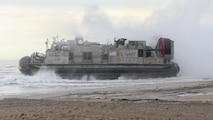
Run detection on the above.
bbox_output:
[59,64,179,79]
[21,63,180,79]
[19,56,180,79]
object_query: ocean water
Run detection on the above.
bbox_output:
[0,60,212,99]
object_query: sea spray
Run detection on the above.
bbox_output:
[80,1,213,77]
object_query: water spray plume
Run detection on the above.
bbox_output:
[81,0,213,77]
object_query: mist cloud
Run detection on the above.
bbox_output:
[81,0,213,77]
[150,0,213,77]
[82,6,115,41]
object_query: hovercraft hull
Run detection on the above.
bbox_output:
[20,62,180,79]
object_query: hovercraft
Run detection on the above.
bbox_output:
[19,36,180,79]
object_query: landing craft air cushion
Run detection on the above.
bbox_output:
[19,36,180,79]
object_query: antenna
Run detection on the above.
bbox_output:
[45,39,49,51]
[52,35,59,42]
[106,39,110,45]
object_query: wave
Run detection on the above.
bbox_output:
[0,60,213,98]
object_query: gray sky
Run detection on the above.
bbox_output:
[0,0,172,60]
[0,0,213,77]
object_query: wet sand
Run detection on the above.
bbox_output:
[1,79,213,120]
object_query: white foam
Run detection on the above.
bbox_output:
[177,92,213,97]
[1,66,213,98]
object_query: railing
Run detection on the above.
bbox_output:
[30,52,45,64]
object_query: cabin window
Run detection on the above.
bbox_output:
[138,49,144,57]
[54,53,60,57]
[145,50,151,57]
[83,52,92,60]
[102,54,108,60]
[69,52,73,60]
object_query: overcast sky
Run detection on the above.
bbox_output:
[0,0,172,60]
[0,0,213,77]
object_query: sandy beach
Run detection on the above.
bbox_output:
[1,79,213,120]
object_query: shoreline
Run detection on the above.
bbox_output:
[1,98,213,120]
[1,79,213,119]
